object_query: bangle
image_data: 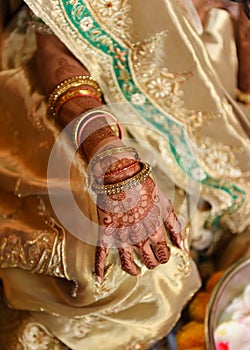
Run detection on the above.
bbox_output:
[236,89,250,105]
[91,162,152,195]
[48,76,102,117]
[104,160,140,179]
[94,159,140,179]
[73,110,123,149]
[89,146,140,169]
[28,10,53,35]
[54,89,102,118]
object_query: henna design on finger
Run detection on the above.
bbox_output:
[95,245,109,281]
[134,239,159,270]
[141,249,159,269]
[119,248,141,275]
[165,205,183,249]
[151,241,170,264]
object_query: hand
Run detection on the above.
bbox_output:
[94,176,184,282]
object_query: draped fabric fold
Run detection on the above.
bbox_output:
[0,1,249,349]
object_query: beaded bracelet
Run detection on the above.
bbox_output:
[236,89,250,105]
[48,76,102,117]
[91,162,152,195]
[73,110,124,149]
[54,89,102,118]
[28,10,54,35]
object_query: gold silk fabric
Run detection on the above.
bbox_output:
[0,0,249,349]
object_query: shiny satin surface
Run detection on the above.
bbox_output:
[23,0,250,236]
[0,1,249,349]
[0,60,199,348]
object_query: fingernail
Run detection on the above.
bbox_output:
[96,276,102,284]
[179,239,184,250]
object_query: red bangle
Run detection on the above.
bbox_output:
[104,160,140,179]
[55,89,102,118]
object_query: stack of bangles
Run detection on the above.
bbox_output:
[73,110,151,195]
[73,109,124,149]
[92,161,152,195]
[87,146,152,195]
[48,76,152,195]
[48,75,103,119]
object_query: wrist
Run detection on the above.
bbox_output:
[90,144,140,181]
[236,88,250,105]
[103,158,141,184]
[74,110,123,161]
[81,127,120,161]
[59,97,102,126]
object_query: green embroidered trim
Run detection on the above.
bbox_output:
[60,0,246,229]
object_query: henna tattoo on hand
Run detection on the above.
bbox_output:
[94,175,184,282]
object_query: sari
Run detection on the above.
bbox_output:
[0,0,249,349]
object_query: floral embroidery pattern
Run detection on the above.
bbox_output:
[80,16,93,31]
[91,0,132,41]
[21,323,55,350]
[94,0,120,17]
[147,77,172,99]
[58,0,246,230]
[197,137,242,178]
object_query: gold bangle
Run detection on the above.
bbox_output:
[48,76,102,117]
[28,9,54,35]
[236,89,250,105]
[91,162,152,195]
[54,89,102,118]
[89,146,140,168]
[88,146,140,183]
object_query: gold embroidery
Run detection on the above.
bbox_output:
[132,36,217,129]
[90,0,132,42]
[174,250,191,277]
[37,196,70,279]
[0,229,66,278]
[18,322,62,349]
[65,315,102,338]
[91,262,115,301]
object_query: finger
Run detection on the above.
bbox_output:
[119,247,141,276]
[151,241,170,264]
[149,225,171,264]
[164,204,183,249]
[135,239,159,270]
[95,245,109,283]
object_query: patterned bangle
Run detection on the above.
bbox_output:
[89,146,140,168]
[28,10,53,35]
[54,89,102,118]
[91,162,152,195]
[48,76,102,117]
[73,110,123,149]
[104,160,140,179]
[236,89,250,104]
